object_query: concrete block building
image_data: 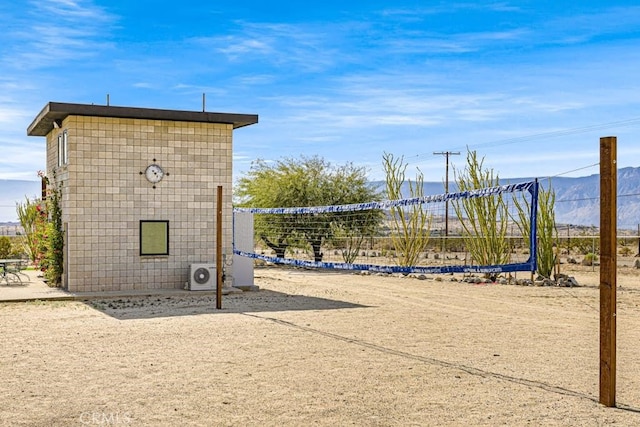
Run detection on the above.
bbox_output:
[27,102,258,292]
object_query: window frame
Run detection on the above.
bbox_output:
[139,220,170,256]
[57,130,68,166]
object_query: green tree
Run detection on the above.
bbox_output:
[453,150,510,277]
[330,205,383,263]
[382,152,432,267]
[235,156,382,262]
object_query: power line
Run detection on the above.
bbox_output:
[407,116,640,163]
[366,114,640,179]
[556,192,640,204]
[464,117,640,151]
[548,163,600,179]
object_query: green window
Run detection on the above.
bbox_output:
[140,220,169,256]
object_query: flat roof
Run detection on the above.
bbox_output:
[27,102,259,136]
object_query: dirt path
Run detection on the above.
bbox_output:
[1,267,639,426]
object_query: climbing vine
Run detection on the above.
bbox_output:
[39,171,64,286]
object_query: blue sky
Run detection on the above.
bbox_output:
[2,0,640,184]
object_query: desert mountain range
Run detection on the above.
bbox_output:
[2,167,639,229]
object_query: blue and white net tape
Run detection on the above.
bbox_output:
[234,250,535,275]
[234,181,534,215]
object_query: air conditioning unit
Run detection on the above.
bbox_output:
[188,264,216,290]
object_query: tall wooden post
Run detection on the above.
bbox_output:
[599,136,617,407]
[216,185,223,310]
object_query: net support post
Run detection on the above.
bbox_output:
[599,136,617,407]
[216,185,223,309]
[527,179,540,277]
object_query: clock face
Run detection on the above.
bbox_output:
[145,164,164,184]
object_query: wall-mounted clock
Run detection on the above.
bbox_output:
[144,163,165,183]
[140,159,169,188]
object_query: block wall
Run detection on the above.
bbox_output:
[46,116,234,292]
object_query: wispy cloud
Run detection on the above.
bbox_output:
[132,82,153,89]
[379,2,523,18]
[3,0,116,69]
[543,6,640,45]
[0,105,33,127]
[191,21,345,73]
[36,0,109,18]
[0,0,118,180]
[379,4,640,54]
[2,1,640,187]
[0,138,45,180]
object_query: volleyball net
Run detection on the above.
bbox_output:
[233,180,539,275]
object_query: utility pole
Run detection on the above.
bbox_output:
[433,151,460,250]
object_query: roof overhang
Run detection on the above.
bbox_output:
[27,102,259,136]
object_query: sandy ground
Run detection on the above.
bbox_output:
[1,265,639,426]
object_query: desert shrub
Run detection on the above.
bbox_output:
[619,246,633,256]
[16,196,44,263]
[618,237,634,247]
[582,252,598,266]
[571,234,599,255]
[453,150,509,278]
[444,238,466,253]
[0,236,11,258]
[382,152,432,267]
